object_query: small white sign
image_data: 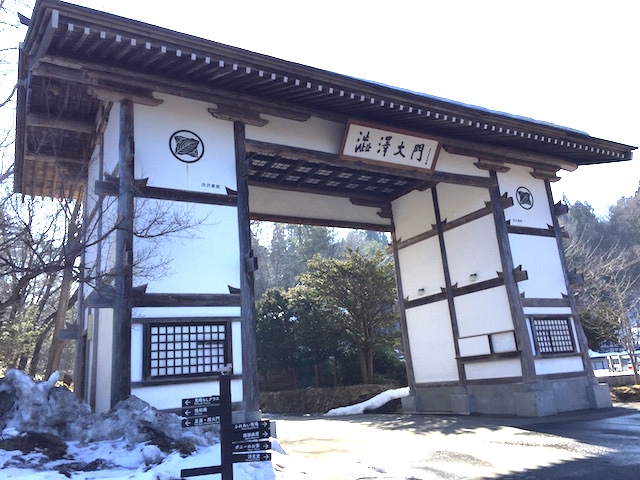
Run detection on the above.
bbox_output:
[340,120,441,171]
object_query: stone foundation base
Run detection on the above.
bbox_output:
[402,377,613,417]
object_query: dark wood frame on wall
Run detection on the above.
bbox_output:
[527,315,578,356]
[136,317,235,387]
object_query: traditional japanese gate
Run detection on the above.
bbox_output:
[14,1,635,417]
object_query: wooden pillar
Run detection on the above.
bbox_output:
[432,186,466,385]
[544,181,595,377]
[488,171,536,382]
[74,189,87,400]
[234,121,259,418]
[111,99,134,408]
[390,218,416,392]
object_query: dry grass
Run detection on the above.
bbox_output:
[610,385,640,403]
[259,384,395,414]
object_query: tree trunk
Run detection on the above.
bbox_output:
[359,349,369,384]
[45,200,81,378]
[29,321,55,377]
[332,354,338,387]
[314,362,320,388]
[17,353,28,371]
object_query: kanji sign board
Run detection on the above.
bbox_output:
[340,120,441,172]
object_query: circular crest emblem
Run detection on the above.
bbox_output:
[516,186,534,210]
[169,130,204,163]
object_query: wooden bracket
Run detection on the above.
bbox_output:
[87,85,163,107]
[474,159,510,173]
[245,250,259,274]
[554,201,569,217]
[568,270,584,285]
[513,265,528,282]
[530,168,560,182]
[208,105,269,127]
[58,323,79,340]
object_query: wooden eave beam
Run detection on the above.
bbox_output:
[36,55,313,123]
[24,153,86,165]
[25,3,635,163]
[443,143,576,174]
[26,9,59,67]
[27,112,94,133]
[250,211,391,232]
[32,55,630,170]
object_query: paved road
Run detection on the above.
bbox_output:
[269,404,640,480]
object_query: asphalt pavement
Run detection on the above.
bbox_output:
[269,403,640,480]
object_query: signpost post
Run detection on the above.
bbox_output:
[180,373,274,479]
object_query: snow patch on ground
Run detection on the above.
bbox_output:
[0,369,408,478]
[0,370,275,479]
[325,386,410,416]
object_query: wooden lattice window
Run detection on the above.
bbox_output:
[143,319,230,380]
[530,317,576,354]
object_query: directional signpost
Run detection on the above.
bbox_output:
[180,374,274,479]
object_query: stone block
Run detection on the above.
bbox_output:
[586,383,613,409]
[450,393,474,415]
[514,390,558,417]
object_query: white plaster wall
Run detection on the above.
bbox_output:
[454,286,515,338]
[458,335,490,357]
[444,216,502,289]
[434,150,490,177]
[391,189,436,241]
[85,146,101,217]
[132,201,240,294]
[103,102,119,176]
[232,320,243,375]
[398,237,444,300]
[84,310,94,401]
[498,164,552,229]
[246,115,344,154]
[96,106,119,261]
[534,356,584,375]
[134,93,237,193]
[132,378,243,411]
[509,235,567,298]
[131,323,143,383]
[464,358,522,380]
[95,308,114,414]
[249,186,389,227]
[132,307,241,319]
[405,301,459,383]
[436,183,490,222]
[523,307,573,316]
[491,331,517,353]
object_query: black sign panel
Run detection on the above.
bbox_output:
[180,465,222,477]
[231,452,272,463]
[181,415,221,428]
[182,395,220,408]
[232,440,271,453]
[231,427,270,442]
[182,405,220,418]
[232,420,271,432]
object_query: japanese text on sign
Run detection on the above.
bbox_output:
[340,120,440,171]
